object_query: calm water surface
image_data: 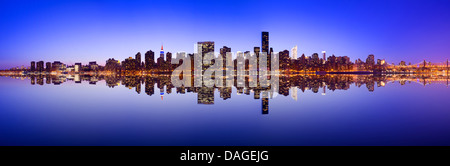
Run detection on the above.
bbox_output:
[0,75,449,145]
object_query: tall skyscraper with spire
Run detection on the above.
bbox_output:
[160,45,164,59]
[157,45,165,68]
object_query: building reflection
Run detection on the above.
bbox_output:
[3,73,449,114]
[262,98,269,114]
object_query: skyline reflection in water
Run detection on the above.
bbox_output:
[0,74,449,145]
[13,74,450,114]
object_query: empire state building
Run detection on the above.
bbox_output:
[160,45,164,59]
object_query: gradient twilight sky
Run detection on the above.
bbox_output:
[0,0,449,69]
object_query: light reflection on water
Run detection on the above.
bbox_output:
[0,74,449,145]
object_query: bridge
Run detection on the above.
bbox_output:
[384,59,449,73]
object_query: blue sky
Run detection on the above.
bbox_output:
[1,0,449,69]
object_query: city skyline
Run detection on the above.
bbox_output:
[1,0,450,69]
[2,31,448,75]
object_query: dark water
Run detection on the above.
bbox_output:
[0,74,449,145]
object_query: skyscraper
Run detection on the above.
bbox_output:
[280,50,290,71]
[197,41,215,71]
[262,32,270,71]
[74,63,82,73]
[269,47,273,70]
[254,47,260,71]
[52,61,62,72]
[135,52,141,69]
[158,45,165,69]
[160,45,164,59]
[254,47,260,56]
[30,61,35,71]
[175,52,184,59]
[166,52,172,70]
[45,62,51,72]
[322,51,326,64]
[292,45,298,59]
[36,61,44,72]
[89,61,98,71]
[145,50,155,70]
[262,31,269,54]
[220,46,231,71]
[366,54,375,70]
